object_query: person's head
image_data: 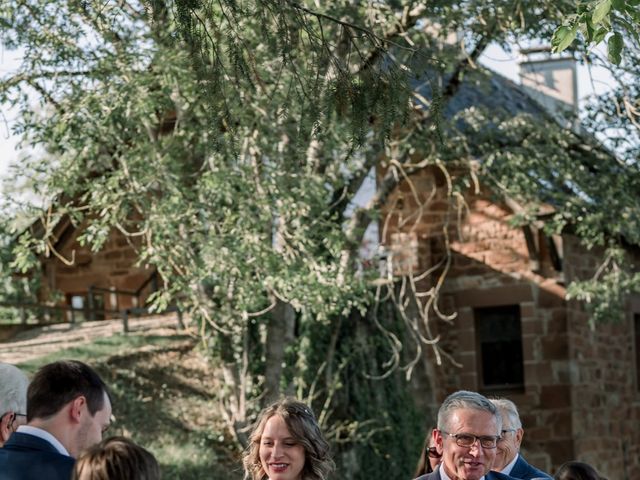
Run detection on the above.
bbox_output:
[489,398,524,471]
[414,427,441,477]
[27,360,112,457]
[72,436,160,480]
[434,390,502,480]
[554,461,606,480]
[0,362,29,446]
[243,398,334,480]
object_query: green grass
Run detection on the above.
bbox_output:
[16,334,191,372]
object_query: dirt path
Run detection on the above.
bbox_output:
[0,313,186,364]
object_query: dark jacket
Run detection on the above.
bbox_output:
[508,454,552,480]
[0,432,75,480]
[416,465,521,480]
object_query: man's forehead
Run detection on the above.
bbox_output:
[448,408,498,427]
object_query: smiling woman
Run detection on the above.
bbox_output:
[242,398,334,480]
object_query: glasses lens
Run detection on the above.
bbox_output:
[455,434,476,447]
[479,436,498,448]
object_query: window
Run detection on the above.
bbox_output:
[66,292,105,322]
[475,305,524,393]
[69,294,86,322]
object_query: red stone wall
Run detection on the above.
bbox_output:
[383,166,640,477]
[381,169,640,474]
[562,236,640,479]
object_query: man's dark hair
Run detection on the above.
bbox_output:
[27,360,108,421]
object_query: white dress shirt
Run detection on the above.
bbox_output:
[16,425,70,456]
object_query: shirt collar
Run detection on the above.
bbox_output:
[438,464,486,480]
[16,425,71,457]
[501,453,520,476]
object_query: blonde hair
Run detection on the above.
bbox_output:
[72,436,160,480]
[242,398,334,480]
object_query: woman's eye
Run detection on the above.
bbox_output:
[284,442,296,447]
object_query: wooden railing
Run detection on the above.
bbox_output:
[0,271,183,334]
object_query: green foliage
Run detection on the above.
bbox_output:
[551,0,640,64]
[290,307,424,480]
[567,246,640,328]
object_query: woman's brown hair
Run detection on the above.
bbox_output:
[242,398,334,480]
[72,436,160,480]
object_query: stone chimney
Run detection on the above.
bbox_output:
[519,46,578,127]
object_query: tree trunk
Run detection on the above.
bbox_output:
[263,299,295,405]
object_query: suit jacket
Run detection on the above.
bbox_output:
[415,465,520,480]
[0,432,75,480]
[508,454,552,480]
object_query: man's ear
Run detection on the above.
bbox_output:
[0,412,15,443]
[515,427,524,450]
[433,428,444,454]
[69,396,87,423]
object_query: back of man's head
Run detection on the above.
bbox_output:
[437,390,501,431]
[28,360,108,421]
[0,362,29,416]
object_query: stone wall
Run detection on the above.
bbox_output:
[382,167,640,475]
[562,236,640,479]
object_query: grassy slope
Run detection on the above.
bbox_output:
[16,332,242,479]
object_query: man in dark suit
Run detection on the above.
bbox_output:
[0,360,112,480]
[415,390,519,480]
[490,398,552,479]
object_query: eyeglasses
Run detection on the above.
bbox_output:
[440,431,500,449]
[427,446,441,459]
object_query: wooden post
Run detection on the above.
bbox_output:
[121,309,129,333]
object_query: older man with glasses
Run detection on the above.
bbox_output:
[415,390,519,480]
[0,363,29,447]
[490,398,551,479]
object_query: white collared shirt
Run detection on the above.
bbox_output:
[438,464,486,480]
[500,453,520,476]
[16,425,71,457]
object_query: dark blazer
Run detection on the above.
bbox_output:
[508,454,552,479]
[0,432,75,480]
[416,465,521,480]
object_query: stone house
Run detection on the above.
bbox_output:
[381,52,640,478]
[29,212,158,322]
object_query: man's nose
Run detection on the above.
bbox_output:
[468,439,482,455]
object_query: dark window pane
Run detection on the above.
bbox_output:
[475,305,524,390]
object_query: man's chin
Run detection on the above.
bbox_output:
[461,462,487,480]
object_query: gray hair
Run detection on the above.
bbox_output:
[437,390,501,433]
[489,398,522,430]
[0,363,29,415]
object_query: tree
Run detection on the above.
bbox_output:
[2,1,639,477]
[551,0,640,64]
